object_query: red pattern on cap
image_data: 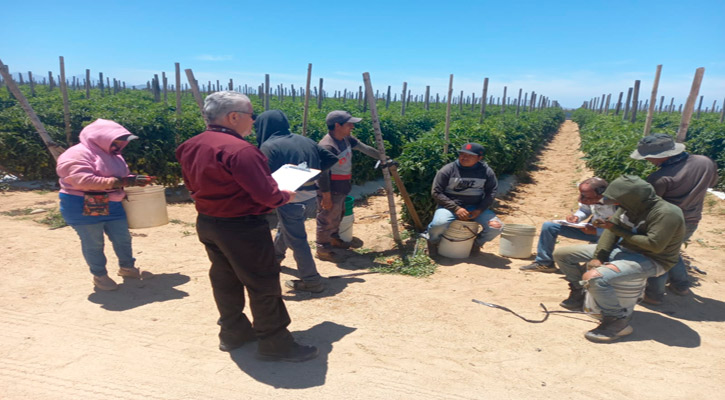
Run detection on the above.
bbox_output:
[466,144,472,150]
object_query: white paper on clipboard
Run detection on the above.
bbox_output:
[271,164,321,192]
[552,219,591,228]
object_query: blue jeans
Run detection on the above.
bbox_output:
[554,244,656,318]
[645,223,697,300]
[70,218,135,276]
[535,221,599,266]
[427,206,503,247]
[274,198,320,282]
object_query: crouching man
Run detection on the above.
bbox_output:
[425,143,503,257]
[553,176,684,343]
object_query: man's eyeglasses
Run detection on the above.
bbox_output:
[232,110,256,120]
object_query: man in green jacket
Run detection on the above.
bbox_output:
[553,176,685,343]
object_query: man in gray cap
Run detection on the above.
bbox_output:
[316,110,380,261]
[630,133,719,304]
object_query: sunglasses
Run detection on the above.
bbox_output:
[232,110,256,120]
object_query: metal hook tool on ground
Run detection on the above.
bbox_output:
[472,299,586,323]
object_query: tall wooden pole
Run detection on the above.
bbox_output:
[401,82,407,116]
[623,87,633,121]
[444,74,453,155]
[0,58,65,160]
[58,56,73,146]
[302,63,312,136]
[676,67,705,142]
[175,63,182,117]
[184,69,204,114]
[479,78,489,122]
[362,72,401,244]
[643,65,662,136]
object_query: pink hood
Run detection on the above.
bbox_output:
[56,119,133,201]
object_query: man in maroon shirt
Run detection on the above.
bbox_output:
[176,91,318,362]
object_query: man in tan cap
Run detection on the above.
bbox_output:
[630,133,718,304]
[316,110,380,261]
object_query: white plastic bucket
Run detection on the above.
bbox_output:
[583,276,647,319]
[339,214,354,242]
[438,220,480,258]
[499,224,536,259]
[122,185,169,229]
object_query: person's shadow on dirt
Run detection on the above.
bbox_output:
[228,321,356,388]
[616,310,700,347]
[282,271,373,301]
[639,293,725,322]
[87,272,190,311]
[436,252,512,269]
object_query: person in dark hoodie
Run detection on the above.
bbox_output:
[630,133,719,304]
[255,110,339,293]
[425,142,503,257]
[553,175,685,343]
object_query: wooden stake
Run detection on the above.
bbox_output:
[28,71,35,96]
[175,63,182,117]
[302,63,312,136]
[184,69,204,114]
[643,65,662,136]
[424,85,430,111]
[676,67,705,142]
[444,74,453,154]
[479,78,488,122]
[623,87,633,121]
[696,95,704,119]
[59,56,72,146]
[501,86,507,114]
[401,82,407,116]
[265,74,270,111]
[362,72,402,243]
[631,79,641,123]
[317,78,323,109]
[0,58,65,160]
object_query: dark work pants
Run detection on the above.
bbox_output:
[196,213,292,343]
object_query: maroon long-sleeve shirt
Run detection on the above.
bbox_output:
[176,129,289,217]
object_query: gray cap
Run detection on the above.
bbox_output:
[326,110,362,126]
[117,134,139,141]
[630,133,685,160]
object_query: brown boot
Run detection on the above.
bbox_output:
[330,237,351,249]
[118,267,154,279]
[93,274,119,291]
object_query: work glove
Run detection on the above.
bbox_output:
[113,175,156,188]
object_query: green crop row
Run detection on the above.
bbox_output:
[396,108,565,223]
[572,108,725,190]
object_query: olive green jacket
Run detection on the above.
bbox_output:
[594,175,685,271]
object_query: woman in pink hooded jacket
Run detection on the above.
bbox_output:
[56,119,155,291]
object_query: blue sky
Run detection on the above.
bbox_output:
[2,0,723,108]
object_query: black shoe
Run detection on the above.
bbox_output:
[219,330,257,352]
[257,341,319,362]
[560,283,585,310]
[469,245,482,257]
[285,279,324,293]
[519,262,558,273]
[584,315,633,343]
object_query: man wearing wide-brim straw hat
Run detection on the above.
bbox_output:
[630,133,719,305]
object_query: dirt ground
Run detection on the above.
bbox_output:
[1,120,724,399]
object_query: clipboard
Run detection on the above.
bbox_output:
[271,163,321,192]
[552,219,592,229]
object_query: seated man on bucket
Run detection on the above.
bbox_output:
[425,142,503,257]
[520,177,616,273]
[552,176,685,343]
